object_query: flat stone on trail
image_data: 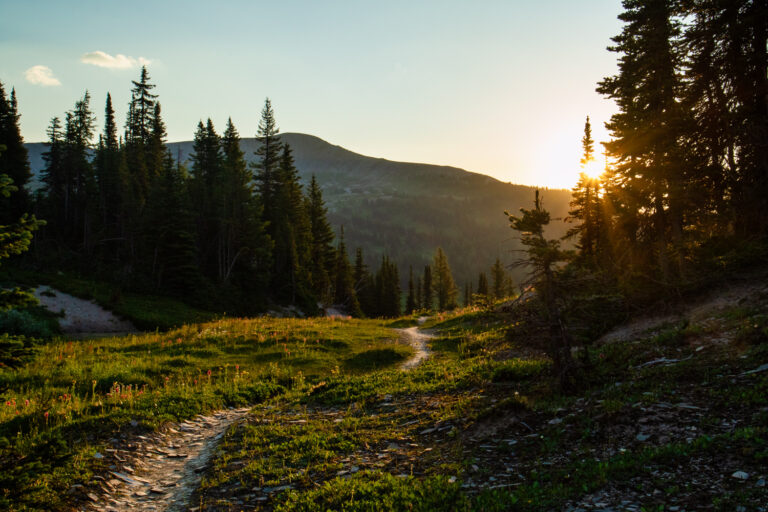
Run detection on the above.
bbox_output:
[731,471,749,480]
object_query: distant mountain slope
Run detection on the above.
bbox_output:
[24,133,572,288]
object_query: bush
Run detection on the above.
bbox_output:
[0,308,60,339]
[276,472,466,511]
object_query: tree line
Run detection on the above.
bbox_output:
[0,69,479,319]
[509,0,767,391]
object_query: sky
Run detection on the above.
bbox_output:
[1,0,623,189]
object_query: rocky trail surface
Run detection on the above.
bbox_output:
[83,408,251,512]
[82,323,436,511]
[397,324,433,369]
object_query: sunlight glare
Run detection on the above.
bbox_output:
[582,159,603,180]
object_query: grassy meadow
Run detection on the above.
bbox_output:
[0,315,411,510]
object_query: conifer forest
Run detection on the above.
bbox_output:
[0,1,766,510]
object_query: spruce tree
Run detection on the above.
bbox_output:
[490,257,508,299]
[189,119,224,281]
[253,98,282,227]
[422,265,433,311]
[477,272,489,298]
[375,256,401,318]
[0,144,43,310]
[333,228,362,316]
[508,190,575,391]
[566,117,604,263]
[219,117,271,302]
[273,144,312,305]
[306,175,336,302]
[597,0,686,278]
[94,93,128,262]
[0,83,31,224]
[405,265,416,314]
[432,247,458,310]
[125,66,157,205]
[143,150,206,300]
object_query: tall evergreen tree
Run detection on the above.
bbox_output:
[375,256,401,318]
[143,150,206,300]
[0,83,31,223]
[476,272,489,298]
[253,98,283,227]
[597,0,687,278]
[432,247,458,310]
[272,144,312,304]
[94,93,127,261]
[490,257,509,299]
[124,66,157,205]
[422,265,433,311]
[306,175,336,302]
[219,117,271,302]
[333,228,362,316]
[566,117,604,263]
[508,190,575,391]
[405,265,416,314]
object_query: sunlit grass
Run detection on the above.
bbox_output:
[0,316,410,511]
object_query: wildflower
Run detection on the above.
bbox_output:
[207,369,212,377]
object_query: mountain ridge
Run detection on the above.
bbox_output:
[24,133,572,287]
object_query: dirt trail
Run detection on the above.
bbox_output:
[398,318,433,369]
[34,285,136,335]
[597,277,768,345]
[86,408,250,512]
[85,321,432,511]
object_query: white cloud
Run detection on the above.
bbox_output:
[25,65,61,86]
[80,51,151,69]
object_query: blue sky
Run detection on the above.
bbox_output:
[1,0,623,188]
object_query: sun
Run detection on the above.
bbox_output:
[582,159,603,180]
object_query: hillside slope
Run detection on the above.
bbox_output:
[25,134,572,286]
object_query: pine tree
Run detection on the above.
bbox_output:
[189,119,224,281]
[432,247,458,311]
[375,256,401,318]
[0,83,31,224]
[405,265,416,314]
[566,117,604,264]
[477,272,489,298]
[147,102,167,184]
[253,98,282,227]
[422,265,433,311]
[333,228,362,316]
[273,144,312,305]
[597,0,687,278]
[94,93,126,261]
[0,144,43,310]
[507,190,575,391]
[306,175,336,302]
[214,118,272,309]
[125,66,157,205]
[490,257,508,299]
[143,150,206,300]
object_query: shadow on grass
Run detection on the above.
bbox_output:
[344,348,406,372]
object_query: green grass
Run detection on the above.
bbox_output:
[0,316,410,511]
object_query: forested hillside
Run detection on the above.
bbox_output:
[25,134,572,289]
